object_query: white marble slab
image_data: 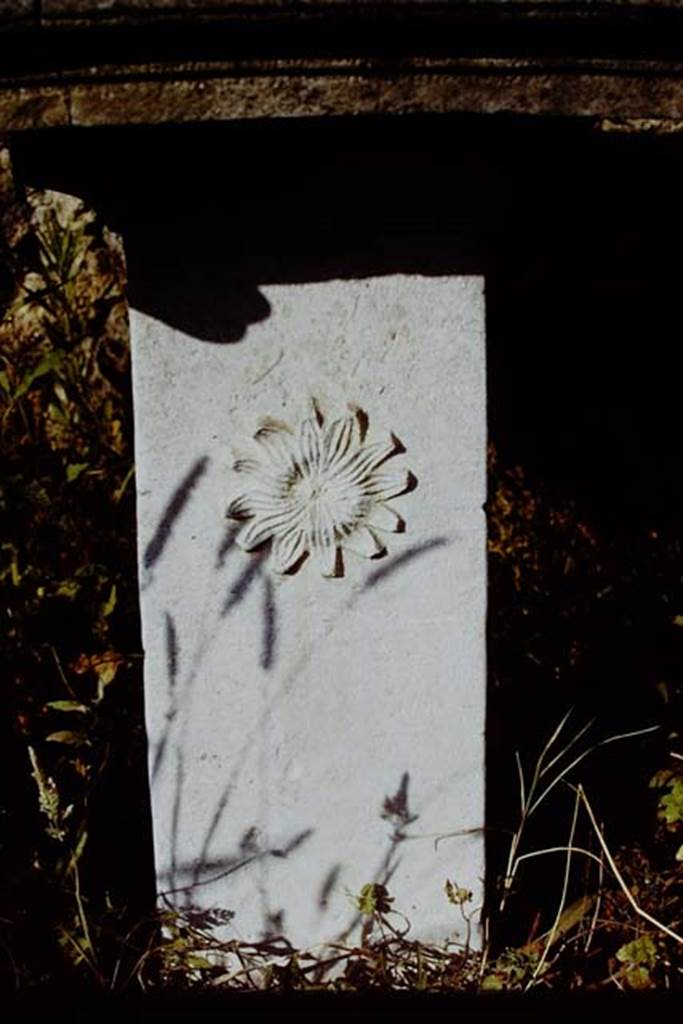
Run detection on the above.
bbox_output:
[131,275,486,949]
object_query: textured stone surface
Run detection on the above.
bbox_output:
[131,275,486,948]
[64,66,683,127]
[3,2,683,122]
[37,0,683,13]
[0,87,69,130]
[42,0,246,12]
[5,2,683,127]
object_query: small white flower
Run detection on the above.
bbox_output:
[227,402,415,577]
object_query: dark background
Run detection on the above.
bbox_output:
[9,111,683,950]
[11,112,683,519]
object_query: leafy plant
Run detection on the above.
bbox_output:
[0,147,147,991]
[615,934,658,990]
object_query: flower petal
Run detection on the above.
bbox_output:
[312,541,339,577]
[236,504,306,551]
[364,469,413,501]
[343,525,386,559]
[336,437,399,484]
[232,456,261,475]
[324,414,358,470]
[226,494,254,520]
[299,416,323,473]
[271,528,307,574]
[365,502,404,533]
[254,424,294,468]
[236,516,277,551]
[227,491,290,519]
[310,503,338,576]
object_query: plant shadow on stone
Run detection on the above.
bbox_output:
[143,423,447,953]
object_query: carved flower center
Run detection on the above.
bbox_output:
[295,475,327,503]
[287,465,369,534]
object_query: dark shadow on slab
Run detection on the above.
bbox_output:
[335,770,418,944]
[10,117,488,344]
[363,536,450,589]
[220,553,265,618]
[193,781,237,886]
[143,455,209,571]
[128,259,272,344]
[149,611,181,782]
[169,744,185,894]
[260,575,277,670]
[215,522,240,570]
[164,610,179,691]
[159,827,315,901]
[381,771,419,831]
[318,864,342,911]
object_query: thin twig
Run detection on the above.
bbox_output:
[577,785,683,946]
[49,644,76,698]
[72,860,100,976]
[584,847,605,954]
[514,845,604,871]
[515,751,526,814]
[527,785,582,988]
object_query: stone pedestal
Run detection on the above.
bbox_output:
[132,274,486,948]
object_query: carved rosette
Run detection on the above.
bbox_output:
[227,402,415,577]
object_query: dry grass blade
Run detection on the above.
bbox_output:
[514,846,604,871]
[540,717,595,780]
[584,848,605,954]
[498,714,659,919]
[528,724,659,816]
[577,785,683,947]
[526,785,581,987]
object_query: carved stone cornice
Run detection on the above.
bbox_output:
[2,2,683,128]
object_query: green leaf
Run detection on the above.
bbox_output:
[56,579,80,600]
[650,768,674,789]
[625,965,652,989]
[68,828,88,872]
[47,401,67,424]
[445,879,472,906]
[100,583,117,619]
[46,700,89,714]
[659,779,683,827]
[112,464,135,505]
[616,935,657,968]
[46,730,90,747]
[0,370,10,395]
[66,462,88,483]
[1,543,21,586]
[96,659,121,702]
[355,882,394,916]
[13,350,65,400]
[481,974,504,992]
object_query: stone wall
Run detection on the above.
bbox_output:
[2,1,683,129]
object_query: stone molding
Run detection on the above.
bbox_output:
[2,2,683,127]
